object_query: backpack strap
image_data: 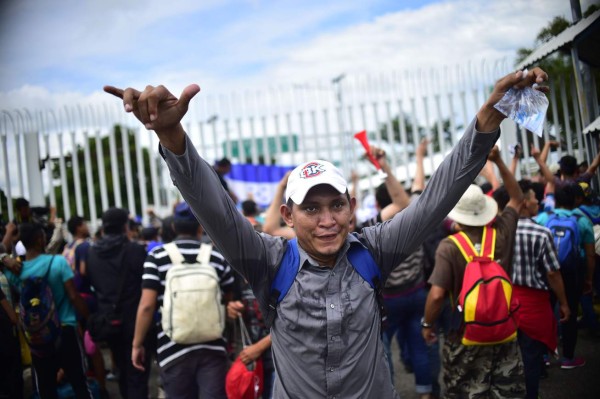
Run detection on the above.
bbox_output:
[43,255,56,281]
[480,226,496,259]
[265,239,300,327]
[448,232,478,262]
[448,226,496,262]
[347,243,386,328]
[197,243,213,265]
[265,239,382,328]
[347,243,381,290]
[163,242,185,264]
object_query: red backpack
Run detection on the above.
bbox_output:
[449,226,519,346]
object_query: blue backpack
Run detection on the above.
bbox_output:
[265,238,385,327]
[19,256,62,357]
[544,212,581,272]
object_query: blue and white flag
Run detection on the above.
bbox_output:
[226,164,294,208]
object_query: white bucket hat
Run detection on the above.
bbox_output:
[447,184,498,227]
[285,160,348,204]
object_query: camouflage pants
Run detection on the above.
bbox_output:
[442,339,525,399]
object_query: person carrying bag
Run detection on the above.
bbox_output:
[226,316,264,399]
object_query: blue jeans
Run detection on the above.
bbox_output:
[561,269,583,359]
[517,330,546,399]
[383,287,434,394]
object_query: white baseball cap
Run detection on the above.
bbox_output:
[285,160,348,204]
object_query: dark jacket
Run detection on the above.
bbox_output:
[87,234,147,333]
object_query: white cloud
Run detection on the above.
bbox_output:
[0,0,578,116]
[264,0,570,84]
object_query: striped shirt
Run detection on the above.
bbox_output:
[142,238,234,368]
[511,218,560,290]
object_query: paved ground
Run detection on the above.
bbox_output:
[23,326,599,398]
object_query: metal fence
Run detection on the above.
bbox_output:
[0,59,594,231]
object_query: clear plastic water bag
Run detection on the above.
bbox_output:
[494,85,549,137]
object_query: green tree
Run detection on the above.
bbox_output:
[378,114,459,154]
[50,125,157,220]
[515,6,600,148]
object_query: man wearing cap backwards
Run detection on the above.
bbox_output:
[105,67,548,398]
[422,147,526,398]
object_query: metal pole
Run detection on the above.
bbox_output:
[134,127,149,226]
[106,104,122,208]
[49,110,71,221]
[121,125,137,216]
[12,110,26,199]
[1,112,14,221]
[261,115,270,164]
[77,104,98,230]
[397,100,411,185]
[90,105,109,213]
[148,131,161,208]
[65,106,84,216]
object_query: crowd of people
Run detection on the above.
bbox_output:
[0,66,598,399]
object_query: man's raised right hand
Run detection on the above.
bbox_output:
[104,84,200,154]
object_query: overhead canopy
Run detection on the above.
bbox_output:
[584,116,600,135]
[517,9,600,70]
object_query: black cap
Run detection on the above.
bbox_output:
[101,208,129,233]
[173,202,196,222]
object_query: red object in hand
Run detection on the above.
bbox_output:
[354,130,382,170]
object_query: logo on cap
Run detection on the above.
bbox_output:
[300,162,326,178]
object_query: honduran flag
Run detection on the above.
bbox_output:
[227,164,295,209]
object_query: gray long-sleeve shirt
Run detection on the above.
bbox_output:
[161,117,499,398]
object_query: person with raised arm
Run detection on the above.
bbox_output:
[105,68,548,398]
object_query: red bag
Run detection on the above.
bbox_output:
[449,226,519,346]
[226,316,264,399]
[226,357,264,399]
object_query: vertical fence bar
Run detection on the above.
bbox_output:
[384,101,397,170]
[261,116,270,164]
[564,78,579,155]
[43,132,56,208]
[549,81,559,142]
[121,124,136,216]
[272,114,283,164]
[198,121,208,158]
[346,105,357,169]
[434,93,446,155]
[249,117,259,164]
[322,109,333,164]
[108,123,122,208]
[148,131,160,209]
[38,111,56,209]
[134,127,148,224]
[13,113,26,198]
[308,110,319,160]
[58,131,71,221]
[82,129,98,229]
[372,102,382,148]
[236,118,245,164]
[520,126,531,179]
[223,119,232,160]
[571,79,584,163]
[285,113,295,166]
[94,127,108,213]
[70,128,84,216]
[1,113,14,221]
[397,100,411,184]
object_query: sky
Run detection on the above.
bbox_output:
[0,0,593,113]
